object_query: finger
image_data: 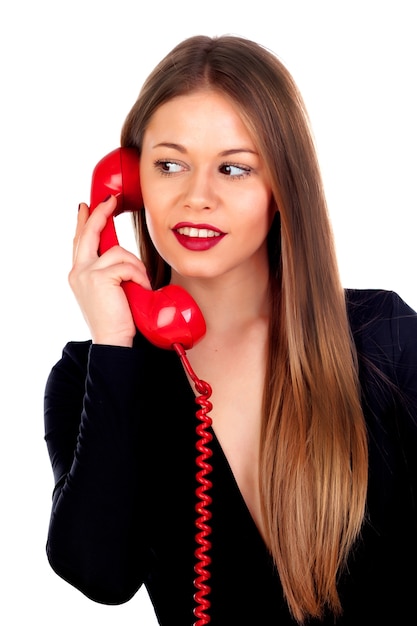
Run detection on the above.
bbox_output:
[101,261,152,290]
[94,247,153,290]
[74,195,118,264]
[72,203,89,264]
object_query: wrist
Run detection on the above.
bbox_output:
[92,334,134,348]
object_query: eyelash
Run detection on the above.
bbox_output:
[220,163,252,179]
[153,159,183,176]
[153,159,252,179]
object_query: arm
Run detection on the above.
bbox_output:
[44,341,148,604]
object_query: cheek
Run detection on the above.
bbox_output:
[143,208,160,244]
[143,208,173,266]
[141,180,172,234]
[142,180,165,226]
[245,191,274,235]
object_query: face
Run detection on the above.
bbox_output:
[140,90,274,286]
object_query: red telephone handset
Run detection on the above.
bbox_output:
[89,147,206,350]
[89,148,212,624]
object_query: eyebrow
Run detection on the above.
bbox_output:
[152,142,258,157]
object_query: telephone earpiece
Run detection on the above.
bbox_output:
[90,148,142,255]
[89,148,206,350]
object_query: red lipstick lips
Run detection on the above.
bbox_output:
[173,223,225,251]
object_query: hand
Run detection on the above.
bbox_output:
[69,196,152,347]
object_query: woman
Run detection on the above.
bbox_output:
[44,35,417,624]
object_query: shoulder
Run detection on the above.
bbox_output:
[46,335,152,394]
[346,289,417,404]
[45,334,181,403]
[346,288,417,354]
[346,288,416,323]
[59,340,92,370]
[50,333,156,373]
[46,341,92,390]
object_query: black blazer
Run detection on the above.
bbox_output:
[44,289,417,624]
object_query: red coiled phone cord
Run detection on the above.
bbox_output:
[173,343,213,625]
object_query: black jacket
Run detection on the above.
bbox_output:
[44,289,417,624]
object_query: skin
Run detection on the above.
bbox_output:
[70,89,275,536]
[140,90,274,289]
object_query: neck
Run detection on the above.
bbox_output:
[171,269,271,337]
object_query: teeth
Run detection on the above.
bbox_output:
[177,226,221,238]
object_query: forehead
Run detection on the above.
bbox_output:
[144,90,256,148]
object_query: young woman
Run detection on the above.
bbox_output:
[44,35,417,624]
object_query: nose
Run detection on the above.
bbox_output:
[183,168,216,211]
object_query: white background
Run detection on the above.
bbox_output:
[1,1,415,624]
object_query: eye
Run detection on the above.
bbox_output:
[219,163,251,179]
[154,160,185,175]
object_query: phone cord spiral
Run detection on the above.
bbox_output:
[174,343,213,626]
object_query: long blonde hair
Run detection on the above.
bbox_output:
[121,35,368,623]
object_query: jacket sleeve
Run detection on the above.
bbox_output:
[44,341,149,604]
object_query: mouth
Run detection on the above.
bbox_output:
[172,223,225,251]
[176,226,222,238]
